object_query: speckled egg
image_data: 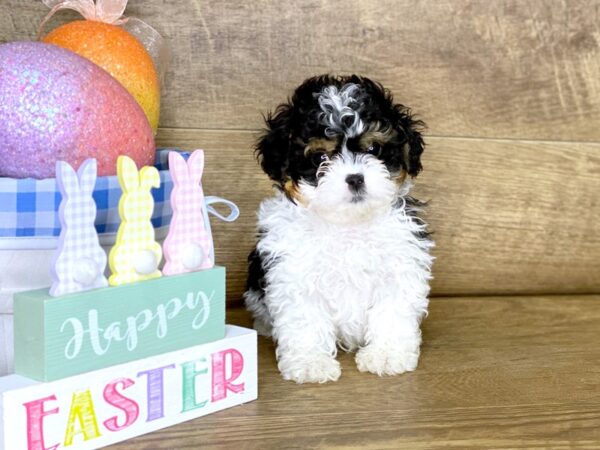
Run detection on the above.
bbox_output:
[0,42,155,179]
[43,20,160,133]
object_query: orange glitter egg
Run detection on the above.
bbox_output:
[43,20,160,133]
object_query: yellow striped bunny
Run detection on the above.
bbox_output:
[109,155,162,285]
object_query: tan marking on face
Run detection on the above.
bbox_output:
[303,137,338,157]
[359,123,396,150]
[393,169,408,186]
[283,179,307,206]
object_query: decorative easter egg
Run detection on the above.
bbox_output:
[43,20,160,133]
[0,42,155,179]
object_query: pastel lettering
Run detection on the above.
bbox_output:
[63,390,102,446]
[103,378,140,432]
[181,358,208,412]
[23,395,60,450]
[137,364,176,422]
[211,348,245,402]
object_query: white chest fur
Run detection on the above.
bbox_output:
[255,193,434,349]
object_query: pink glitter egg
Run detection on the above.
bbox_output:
[0,41,155,179]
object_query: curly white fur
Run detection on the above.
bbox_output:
[317,83,366,138]
[245,153,434,383]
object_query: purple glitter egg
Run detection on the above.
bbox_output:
[0,42,155,179]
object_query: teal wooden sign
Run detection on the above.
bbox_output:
[14,267,226,382]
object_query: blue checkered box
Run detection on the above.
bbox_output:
[0,148,238,247]
[0,150,180,239]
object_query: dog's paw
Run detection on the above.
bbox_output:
[278,354,341,384]
[355,342,420,376]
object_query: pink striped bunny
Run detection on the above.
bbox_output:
[163,150,213,275]
[50,159,108,297]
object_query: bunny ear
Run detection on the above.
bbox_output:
[168,151,189,183]
[139,166,161,190]
[56,160,79,198]
[187,150,205,185]
[77,159,97,196]
[117,156,140,193]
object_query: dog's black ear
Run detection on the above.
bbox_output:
[394,106,426,177]
[256,103,294,185]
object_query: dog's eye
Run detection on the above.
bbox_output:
[310,151,329,167]
[366,142,382,156]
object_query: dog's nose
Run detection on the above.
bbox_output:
[345,173,365,192]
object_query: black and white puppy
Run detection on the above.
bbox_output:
[244,75,434,383]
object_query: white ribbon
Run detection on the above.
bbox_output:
[38,0,170,82]
[39,0,129,33]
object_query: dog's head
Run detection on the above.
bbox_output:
[256,74,425,224]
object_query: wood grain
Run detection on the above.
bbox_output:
[156,128,600,299]
[5,0,600,140]
[108,297,600,449]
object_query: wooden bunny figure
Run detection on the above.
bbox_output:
[50,159,108,297]
[108,155,162,286]
[163,150,213,275]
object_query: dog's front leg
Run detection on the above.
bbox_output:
[268,288,341,383]
[355,281,428,376]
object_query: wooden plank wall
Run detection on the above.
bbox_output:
[2,0,600,300]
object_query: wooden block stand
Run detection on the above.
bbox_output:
[0,326,257,450]
[14,267,227,382]
[0,266,258,449]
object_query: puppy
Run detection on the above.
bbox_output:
[244,75,434,383]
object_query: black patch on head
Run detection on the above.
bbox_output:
[255,104,294,185]
[391,104,426,177]
[255,74,427,188]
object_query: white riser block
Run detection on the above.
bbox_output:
[0,325,257,450]
[0,317,12,377]
[0,249,55,314]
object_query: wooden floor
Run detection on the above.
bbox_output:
[110,295,600,449]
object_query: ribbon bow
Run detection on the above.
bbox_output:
[40,0,129,31]
[38,0,170,82]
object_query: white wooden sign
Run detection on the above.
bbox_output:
[0,326,257,450]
